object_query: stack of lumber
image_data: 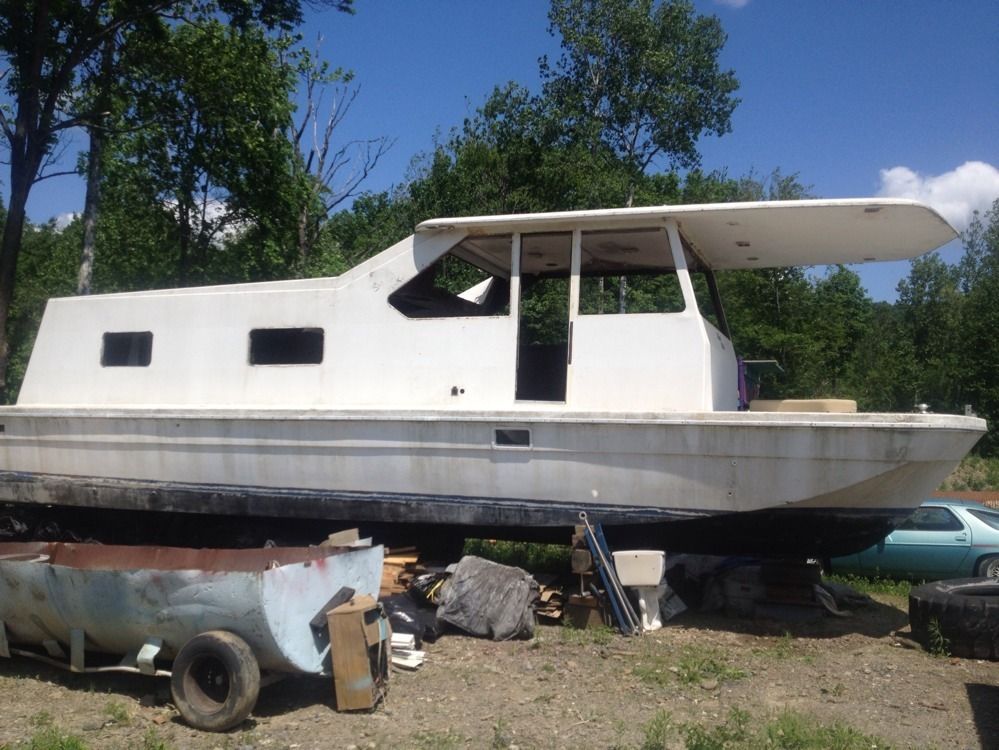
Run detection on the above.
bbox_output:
[380,547,423,597]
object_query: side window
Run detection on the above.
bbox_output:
[969,509,999,530]
[897,507,964,532]
[249,328,324,365]
[389,235,511,318]
[102,331,152,367]
[578,228,685,315]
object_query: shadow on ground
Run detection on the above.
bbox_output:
[966,682,999,749]
[663,596,909,640]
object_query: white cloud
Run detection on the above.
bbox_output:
[877,160,999,231]
[53,212,79,230]
[713,0,750,7]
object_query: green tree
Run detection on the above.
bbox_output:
[895,252,964,412]
[542,0,739,206]
[959,199,999,454]
[799,265,873,397]
[0,0,351,391]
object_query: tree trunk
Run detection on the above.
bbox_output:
[77,124,104,295]
[0,179,31,393]
[78,34,115,296]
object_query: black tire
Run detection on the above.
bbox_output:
[171,630,260,732]
[909,578,999,660]
[976,555,999,579]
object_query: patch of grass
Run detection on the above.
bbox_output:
[633,644,747,688]
[30,713,54,729]
[463,538,571,572]
[825,572,912,598]
[754,631,796,660]
[559,622,615,647]
[411,730,466,750]
[103,700,130,726]
[138,729,173,750]
[640,710,675,750]
[683,707,751,749]
[21,726,87,750]
[638,707,895,750]
[762,709,894,749]
[673,645,747,685]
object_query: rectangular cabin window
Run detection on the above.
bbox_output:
[101,331,152,367]
[249,327,324,365]
[389,235,511,318]
[578,228,685,315]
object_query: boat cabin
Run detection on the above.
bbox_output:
[17,200,955,413]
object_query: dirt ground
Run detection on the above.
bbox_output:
[1,590,997,750]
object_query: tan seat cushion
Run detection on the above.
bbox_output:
[749,398,857,413]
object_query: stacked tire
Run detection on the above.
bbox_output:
[909,578,999,660]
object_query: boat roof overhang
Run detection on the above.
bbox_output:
[415,198,957,270]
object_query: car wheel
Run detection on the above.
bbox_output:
[909,578,999,660]
[976,555,999,579]
[171,630,260,732]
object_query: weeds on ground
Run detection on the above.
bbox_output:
[29,713,53,729]
[926,617,951,657]
[102,700,130,726]
[491,717,513,749]
[638,707,894,749]
[633,644,747,688]
[559,622,615,647]
[17,723,87,750]
[639,710,675,750]
[752,631,796,661]
[463,539,571,573]
[411,729,465,750]
[825,572,912,598]
[137,729,173,750]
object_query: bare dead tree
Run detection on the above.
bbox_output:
[291,41,393,262]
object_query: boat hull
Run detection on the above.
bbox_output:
[0,408,985,557]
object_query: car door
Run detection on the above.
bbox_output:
[855,505,971,579]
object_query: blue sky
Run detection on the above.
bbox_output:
[25,0,999,301]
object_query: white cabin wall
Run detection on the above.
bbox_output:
[704,319,739,410]
[18,229,519,409]
[569,312,711,412]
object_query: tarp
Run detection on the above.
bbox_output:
[436,556,538,640]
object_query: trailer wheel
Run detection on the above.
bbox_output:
[171,630,260,731]
[909,578,999,660]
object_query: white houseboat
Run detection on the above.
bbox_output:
[0,199,985,556]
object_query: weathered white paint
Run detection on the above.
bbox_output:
[417,199,957,268]
[0,199,986,526]
[0,408,984,515]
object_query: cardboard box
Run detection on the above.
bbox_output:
[327,595,390,711]
[565,593,606,629]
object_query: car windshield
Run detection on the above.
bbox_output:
[968,508,999,530]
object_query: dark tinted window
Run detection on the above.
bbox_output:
[102,332,152,367]
[897,506,963,532]
[249,328,323,365]
[495,428,531,447]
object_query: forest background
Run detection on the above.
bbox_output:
[0,0,997,479]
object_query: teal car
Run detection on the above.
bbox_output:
[829,499,999,581]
